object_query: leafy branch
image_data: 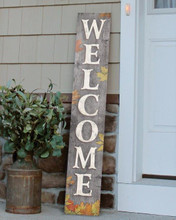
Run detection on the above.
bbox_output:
[0,80,66,159]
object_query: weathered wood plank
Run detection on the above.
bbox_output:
[65,13,111,216]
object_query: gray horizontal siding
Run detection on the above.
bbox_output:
[2,0,120,7]
[0,63,119,93]
[0,34,120,63]
[0,4,120,35]
[0,1,120,94]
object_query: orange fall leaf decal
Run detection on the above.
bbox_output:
[66,176,75,188]
[72,90,80,104]
[99,13,111,18]
[75,40,83,52]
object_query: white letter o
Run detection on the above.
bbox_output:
[76,120,98,143]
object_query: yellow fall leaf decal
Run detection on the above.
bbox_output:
[99,133,104,141]
[72,90,80,104]
[66,176,75,188]
[96,133,104,151]
[97,145,103,152]
[65,194,70,201]
[92,200,100,215]
[97,66,108,81]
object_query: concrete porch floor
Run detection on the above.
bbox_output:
[0,202,176,220]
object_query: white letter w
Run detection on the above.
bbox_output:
[82,19,106,40]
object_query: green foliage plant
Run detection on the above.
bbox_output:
[0,80,66,159]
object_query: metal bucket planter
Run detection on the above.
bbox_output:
[6,154,42,214]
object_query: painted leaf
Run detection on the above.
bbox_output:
[65,194,70,202]
[99,133,104,141]
[79,202,85,211]
[96,133,104,152]
[65,194,72,206]
[92,200,100,215]
[75,39,83,52]
[97,66,108,81]
[99,13,111,18]
[72,90,80,104]
[67,202,76,212]
[97,145,103,152]
[80,203,92,215]
[96,141,103,145]
[66,176,75,188]
[65,197,100,216]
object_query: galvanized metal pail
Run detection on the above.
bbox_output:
[6,160,42,214]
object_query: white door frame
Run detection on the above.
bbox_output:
[118,0,176,216]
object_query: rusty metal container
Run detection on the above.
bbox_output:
[6,154,42,214]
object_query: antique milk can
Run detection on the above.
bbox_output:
[6,153,42,214]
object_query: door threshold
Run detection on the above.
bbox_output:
[118,179,176,216]
[143,174,176,181]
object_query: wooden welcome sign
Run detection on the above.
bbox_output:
[65,13,111,216]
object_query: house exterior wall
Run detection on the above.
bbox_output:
[0,0,120,211]
[0,0,120,94]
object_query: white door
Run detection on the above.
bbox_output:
[142,0,176,177]
[118,0,176,216]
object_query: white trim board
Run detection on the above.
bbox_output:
[118,180,176,216]
[118,0,137,184]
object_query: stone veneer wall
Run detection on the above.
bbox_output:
[0,97,118,210]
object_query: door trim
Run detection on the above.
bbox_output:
[118,0,176,216]
[118,0,143,185]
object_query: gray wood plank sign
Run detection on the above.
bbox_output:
[65,13,111,216]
